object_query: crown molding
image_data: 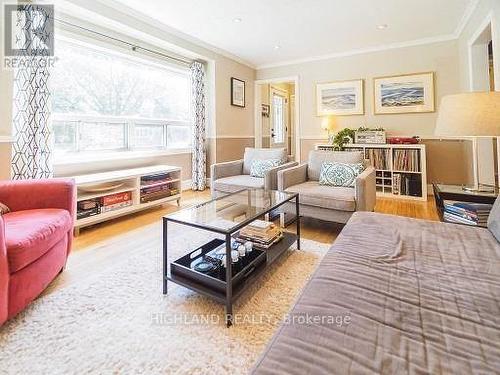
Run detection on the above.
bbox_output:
[453,0,480,38]
[256,34,458,70]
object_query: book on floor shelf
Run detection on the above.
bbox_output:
[443,201,493,227]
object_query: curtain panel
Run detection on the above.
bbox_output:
[11,4,53,180]
[190,61,206,191]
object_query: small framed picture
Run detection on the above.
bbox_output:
[316,79,364,116]
[373,72,435,114]
[261,104,270,117]
[231,77,245,107]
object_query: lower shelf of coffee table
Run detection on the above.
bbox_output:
[166,232,298,303]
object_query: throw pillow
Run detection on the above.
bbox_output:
[487,196,500,243]
[250,159,282,178]
[0,202,10,215]
[319,162,365,187]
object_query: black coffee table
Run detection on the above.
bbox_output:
[163,189,300,326]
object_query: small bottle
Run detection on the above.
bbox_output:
[238,244,246,258]
[244,241,253,254]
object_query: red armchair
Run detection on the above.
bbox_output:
[0,179,75,325]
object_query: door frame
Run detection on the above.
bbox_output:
[269,85,289,149]
[255,76,300,161]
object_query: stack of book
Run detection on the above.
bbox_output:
[101,191,132,213]
[236,220,283,250]
[443,201,493,227]
[77,199,100,220]
[140,184,173,203]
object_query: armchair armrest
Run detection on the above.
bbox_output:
[0,215,7,324]
[264,161,298,190]
[0,178,76,218]
[354,166,376,211]
[210,160,244,182]
[278,164,308,191]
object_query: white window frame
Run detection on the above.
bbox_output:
[51,34,193,164]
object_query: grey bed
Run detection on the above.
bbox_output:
[252,202,500,374]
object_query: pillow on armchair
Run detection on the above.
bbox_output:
[319,162,365,187]
[250,159,282,178]
[243,148,287,175]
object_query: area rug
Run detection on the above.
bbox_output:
[0,222,330,374]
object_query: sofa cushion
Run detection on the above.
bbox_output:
[285,181,356,211]
[488,195,500,242]
[4,208,72,273]
[213,175,265,193]
[243,148,287,175]
[308,150,364,181]
[319,162,365,187]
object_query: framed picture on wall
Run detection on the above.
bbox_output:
[231,77,245,107]
[316,79,364,116]
[373,72,435,114]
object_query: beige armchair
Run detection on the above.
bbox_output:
[278,150,376,224]
[210,147,298,197]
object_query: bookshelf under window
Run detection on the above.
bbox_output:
[315,143,427,201]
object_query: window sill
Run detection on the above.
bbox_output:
[53,148,192,166]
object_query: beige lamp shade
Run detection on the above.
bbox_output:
[434,92,500,137]
[321,116,338,132]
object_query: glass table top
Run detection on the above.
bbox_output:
[165,189,297,233]
[435,183,498,198]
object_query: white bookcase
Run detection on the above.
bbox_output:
[315,143,427,201]
[73,165,182,234]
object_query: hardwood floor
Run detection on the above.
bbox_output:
[44,190,438,295]
[74,189,439,251]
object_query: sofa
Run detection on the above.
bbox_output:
[210,147,297,198]
[252,197,500,374]
[277,150,376,223]
[0,178,76,325]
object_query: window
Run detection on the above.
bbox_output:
[51,38,192,158]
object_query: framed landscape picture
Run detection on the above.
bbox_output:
[231,77,245,107]
[316,79,364,116]
[373,72,434,114]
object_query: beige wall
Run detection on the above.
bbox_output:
[257,40,460,138]
[458,0,500,92]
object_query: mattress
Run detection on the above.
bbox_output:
[252,212,500,374]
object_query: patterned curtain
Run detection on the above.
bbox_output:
[190,61,206,191]
[11,4,53,179]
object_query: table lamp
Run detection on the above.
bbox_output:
[434,92,500,192]
[321,115,338,144]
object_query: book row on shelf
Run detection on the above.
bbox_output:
[140,173,179,204]
[77,191,133,220]
[366,148,391,170]
[392,173,422,197]
[347,147,421,173]
[443,201,493,227]
[393,149,421,172]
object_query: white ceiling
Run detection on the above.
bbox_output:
[109,0,476,68]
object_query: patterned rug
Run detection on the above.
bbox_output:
[0,222,330,374]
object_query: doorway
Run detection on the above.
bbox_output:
[255,78,298,160]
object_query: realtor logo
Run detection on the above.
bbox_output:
[4,3,54,57]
